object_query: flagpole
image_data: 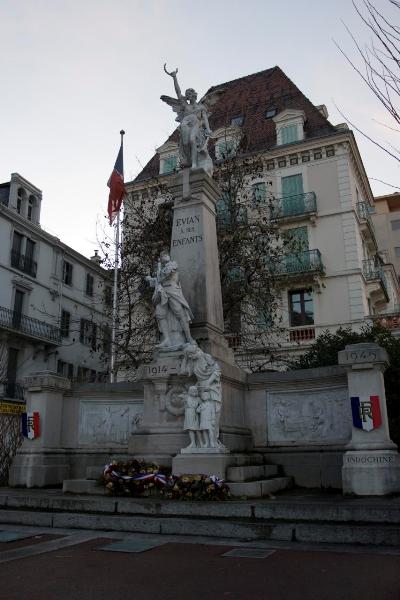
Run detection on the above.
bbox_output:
[110,129,125,383]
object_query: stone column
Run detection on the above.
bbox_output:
[168,168,233,363]
[338,343,400,495]
[9,371,71,487]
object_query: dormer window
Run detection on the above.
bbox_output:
[217,140,235,159]
[265,107,277,119]
[231,115,244,127]
[161,155,178,174]
[157,141,179,175]
[273,109,306,146]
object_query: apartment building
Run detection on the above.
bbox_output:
[125,66,400,359]
[0,173,112,400]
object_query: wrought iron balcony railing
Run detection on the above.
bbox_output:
[270,192,317,220]
[216,204,248,230]
[356,201,373,222]
[10,250,37,277]
[362,258,389,300]
[4,381,25,401]
[0,305,60,344]
[274,249,324,276]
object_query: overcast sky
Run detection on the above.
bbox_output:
[1,0,398,257]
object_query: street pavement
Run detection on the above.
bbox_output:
[0,525,399,600]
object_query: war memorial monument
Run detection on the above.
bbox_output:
[8,66,400,498]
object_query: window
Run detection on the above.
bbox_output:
[281,174,304,216]
[301,153,310,163]
[395,247,400,257]
[289,156,298,165]
[289,289,314,326]
[280,124,298,145]
[60,310,70,337]
[257,308,273,331]
[11,233,36,277]
[57,360,74,379]
[27,195,35,221]
[265,107,277,119]
[278,159,286,168]
[102,325,112,354]
[266,161,275,171]
[313,149,322,160]
[17,188,24,214]
[161,156,177,174]
[218,140,235,159]
[77,366,90,383]
[86,273,94,297]
[231,115,244,126]
[252,182,267,207]
[63,261,73,285]
[80,318,97,350]
[104,285,112,307]
[391,220,400,231]
[325,146,335,157]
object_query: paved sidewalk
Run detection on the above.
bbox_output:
[0,525,399,600]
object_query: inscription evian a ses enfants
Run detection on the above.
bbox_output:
[172,214,203,247]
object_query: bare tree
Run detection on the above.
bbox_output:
[102,145,300,377]
[335,0,400,166]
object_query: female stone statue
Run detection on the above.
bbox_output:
[146,250,196,350]
[161,64,216,176]
[180,344,224,448]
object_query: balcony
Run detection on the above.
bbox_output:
[216,203,248,230]
[2,381,25,401]
[0,305,60,344]
[270,192,317,221]
[274,249,324,278]
[362,258,389,302]
[11,250,37,277]
[356,202,377,246]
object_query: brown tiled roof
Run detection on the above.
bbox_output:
[132,66,336,184]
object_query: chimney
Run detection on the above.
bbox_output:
[90,250,102,265]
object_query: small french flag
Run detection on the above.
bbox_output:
[351,396,382,432]
[21,412,40,439]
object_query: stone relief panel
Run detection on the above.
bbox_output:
[78,399,144,447]
[266,386,351,446]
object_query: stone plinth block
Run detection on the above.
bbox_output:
[168,169,233,363]
[342,450,400,495]
[338,343,400,495]
[172,453,232,479]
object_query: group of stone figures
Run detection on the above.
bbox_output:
[146,250,224,451]
[143,66,225,452]
[179,345,224,451]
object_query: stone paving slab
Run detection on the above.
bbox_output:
[98,538,165,553]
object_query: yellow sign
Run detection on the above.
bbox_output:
[0,402,26,415]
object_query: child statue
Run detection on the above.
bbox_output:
[182,385,201,449]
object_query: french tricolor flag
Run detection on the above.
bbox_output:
[21,412,40,439]
[107,137,125,225]
[351,396,382,432]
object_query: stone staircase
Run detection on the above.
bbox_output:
[62,453,292,498]
[225,454,292,498]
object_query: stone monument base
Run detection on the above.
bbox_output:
[172,453,232,479]
[342,449,400,495]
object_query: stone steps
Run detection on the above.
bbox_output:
[1,491,400,547]
[227,477,292,498]
[78,454,290,498]
[226,464,278,482]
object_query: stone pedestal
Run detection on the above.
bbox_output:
[338,343,400,495]
[129,351,252,465]
[9,371,71,487]
[169,169,234,364]
[172,453,232,479]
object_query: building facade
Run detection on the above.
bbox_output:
[125,67,400,363]
[0,173,112,400]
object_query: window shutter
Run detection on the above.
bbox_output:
[79,319,85,343]
[91,323,97,351]
[252,182,267,207]
[281,124,298,145]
